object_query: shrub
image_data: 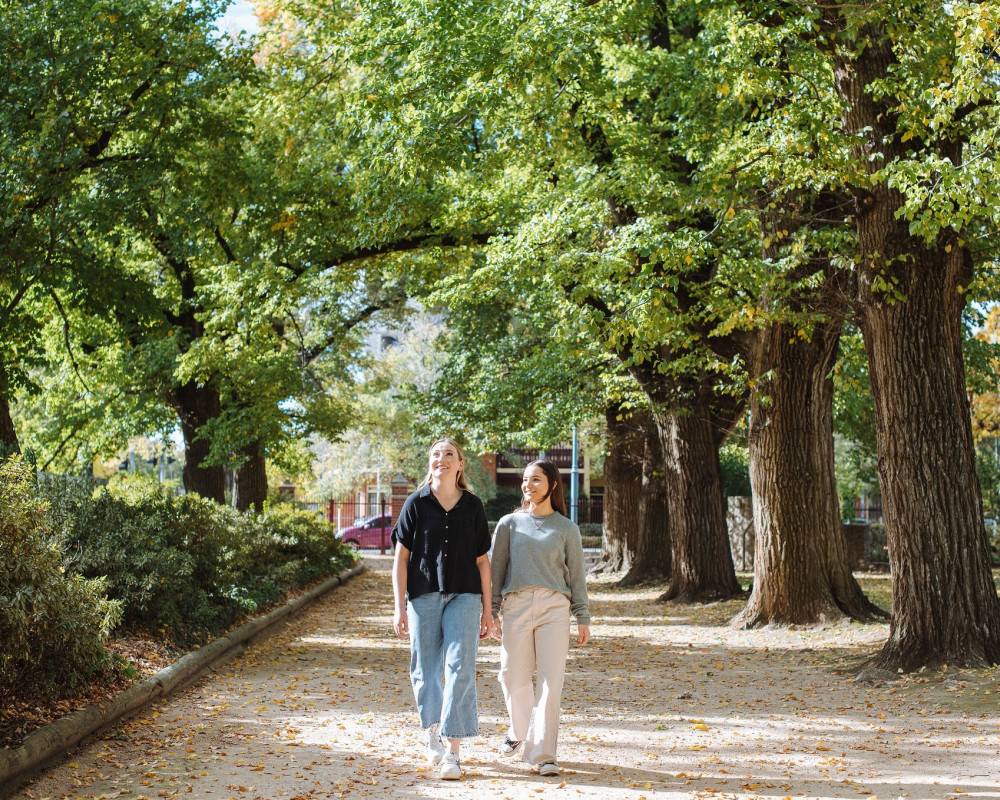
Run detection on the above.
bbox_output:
[219,504,356,615]
[485,488,524,520]
[54,477,238,635]
[46,475,357,640]
[719,444,752,498]
[0,458,121,703]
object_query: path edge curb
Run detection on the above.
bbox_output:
[0,562,365,798]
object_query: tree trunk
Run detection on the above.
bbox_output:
[0,395,18,457]
[619,412,671,586]
[0,360,19,456]
[592,405,643,575]
[173,381,226,504]
[861,254,1000,669]
[834,23,1000,669]
[233,441,267,514]
[735,310,882,627]
[656,401,742,603]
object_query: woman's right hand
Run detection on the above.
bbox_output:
[393,607,408,637]
[490,617,502,641]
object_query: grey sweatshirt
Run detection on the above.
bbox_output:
[490,510,591,625]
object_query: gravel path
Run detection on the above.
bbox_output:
[11,556,1000,800]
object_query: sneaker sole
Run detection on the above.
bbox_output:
[499,740,522,757]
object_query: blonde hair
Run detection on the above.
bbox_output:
[417,437,469,491]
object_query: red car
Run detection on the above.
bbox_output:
[338,513,393,549]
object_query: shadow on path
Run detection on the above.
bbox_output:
[11,555,1000,800]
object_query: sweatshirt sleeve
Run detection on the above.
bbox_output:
[565,524,591,625]
[489,517,510,619]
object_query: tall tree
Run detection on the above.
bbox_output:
[724,0,1000,668]
[423,272,669,582]
[0,0,246,459]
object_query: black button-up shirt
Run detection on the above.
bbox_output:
[391,486,490,600]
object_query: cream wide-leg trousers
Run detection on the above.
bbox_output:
[498,588,572,766]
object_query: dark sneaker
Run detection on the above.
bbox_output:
[499,734,522,756]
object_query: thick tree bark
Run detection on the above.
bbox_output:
[861,256,1000,669]
[735,308,882,627]
[619,412,671,586]
[656,400,742,603]
[173,382,225,504]
[0,360,19,456]
[592,405,644,575]
[832,21,1000,669]
[625,358,742,603]
[0,397,17,455]
[0,395,18,456]
[232,441,267,514]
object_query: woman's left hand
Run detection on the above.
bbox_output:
[479,610,493,640]
[576,624,591,646]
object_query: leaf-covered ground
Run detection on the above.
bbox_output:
[0,636,176,750]
[10,557,999,800]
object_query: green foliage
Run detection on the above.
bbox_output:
[44,474,356,640]
[485,487,524,521]
[0,458,121,703]
[718,443,752,498]
[975,441,1000,519]
[833,327,879,513]
[1,0,249,444]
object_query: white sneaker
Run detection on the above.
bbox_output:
[439,751,462,780]
[425,724,445,764]
[538,762,560,777]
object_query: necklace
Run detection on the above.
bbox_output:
[529,513,548,531]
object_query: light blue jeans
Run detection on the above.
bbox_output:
[407,592,481,739]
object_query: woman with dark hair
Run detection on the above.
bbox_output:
[489,458,591,778]
[392,437,493,780]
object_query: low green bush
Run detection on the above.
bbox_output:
[719,444,752,498]
[485,488,524,521]
[45,475,356,641]
[0,458,122,703]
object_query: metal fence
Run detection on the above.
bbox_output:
[292,495,393,553]
[572,495,604,526]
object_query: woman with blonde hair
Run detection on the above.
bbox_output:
[490,458,591,777]
[391,437,493,780]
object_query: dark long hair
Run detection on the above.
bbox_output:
[519,459,568,516]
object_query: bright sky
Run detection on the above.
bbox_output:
[216,0,259,35]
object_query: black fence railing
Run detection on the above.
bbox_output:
[571,495,603,526]
[497,447,584,471]
[292,495,393,554]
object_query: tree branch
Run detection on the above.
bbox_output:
[48,288,91,392]
[300,231,495,275]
